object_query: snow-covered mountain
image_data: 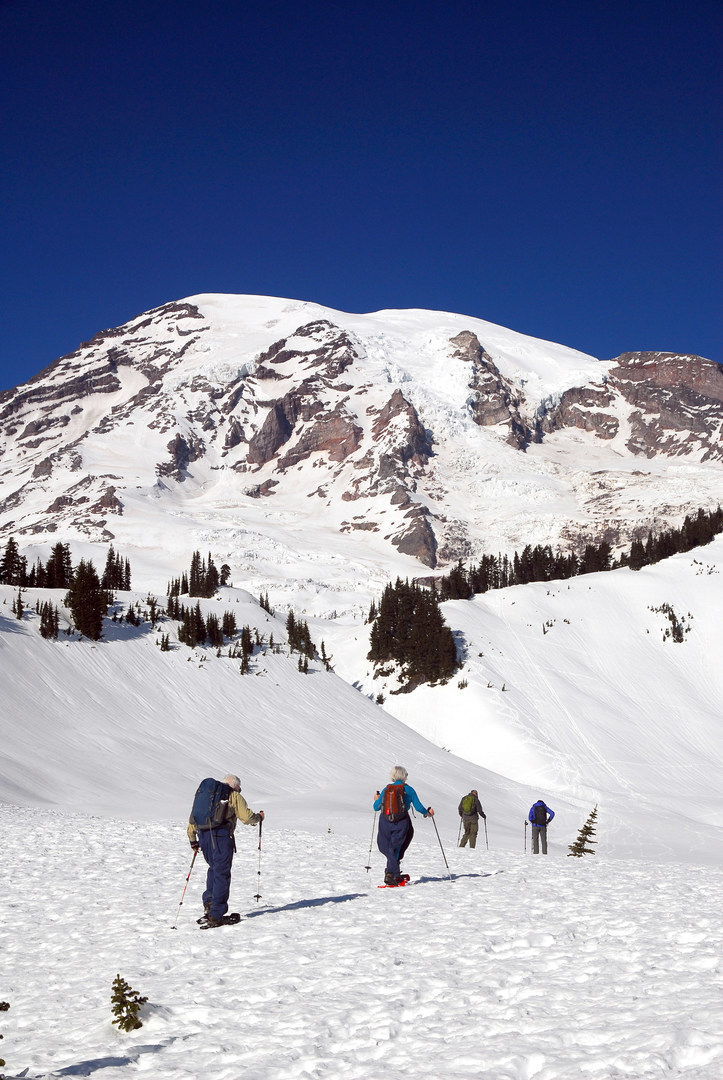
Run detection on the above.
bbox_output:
[1,295,721,605]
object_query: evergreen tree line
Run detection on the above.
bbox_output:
[368,578,458,689]
[0,538,132,591]
[170,599,239,648]
[434,504,723,601]
[166,550,231,599]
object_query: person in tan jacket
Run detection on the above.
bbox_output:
[188,774,264,928]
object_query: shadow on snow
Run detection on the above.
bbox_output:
[245,870,504,917]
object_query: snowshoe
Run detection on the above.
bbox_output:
[199,912,241,929]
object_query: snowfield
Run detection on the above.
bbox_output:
[1,809,721,1080]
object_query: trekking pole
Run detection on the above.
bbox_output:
[457,817,462,847]
[254,818,263,902]
[365,810,378,871]
[171,849,197,929]
[430,815,453,881]
[484,817,489,850]
[524,819,527,853]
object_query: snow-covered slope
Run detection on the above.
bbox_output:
[2,538,721,865]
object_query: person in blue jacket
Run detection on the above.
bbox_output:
[373,765,434,885]
[528,798,555,854]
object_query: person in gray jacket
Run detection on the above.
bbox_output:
[458,789,486,848]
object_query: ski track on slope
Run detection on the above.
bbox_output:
[1,808,722,1080]
[503,609,635,800]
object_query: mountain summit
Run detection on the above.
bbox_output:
[1,294,720,589]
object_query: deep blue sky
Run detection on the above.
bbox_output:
[1,0,720,392]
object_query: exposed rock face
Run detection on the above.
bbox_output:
[89,486,123,515]
[451,331,530,448]
[371,389,433,468]
[223,419,245,451]
[608,352,723,461]
[277,405,362,470]
[247,401,296,466]
[539,385,619,440]
[392,505,438,567]
[157,433,206,481]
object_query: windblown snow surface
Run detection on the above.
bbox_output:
[1,539,723,1078]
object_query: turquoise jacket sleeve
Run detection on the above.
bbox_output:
[403,783,428,815]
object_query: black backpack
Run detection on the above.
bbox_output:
[533,802,547,826]
[191,778,232,830]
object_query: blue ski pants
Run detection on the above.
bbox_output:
[377,814,414,877]
[199,825,235,918]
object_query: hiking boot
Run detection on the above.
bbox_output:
[199,914,223,929]
[384,871,396,885]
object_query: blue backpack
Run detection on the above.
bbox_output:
[191,778,232,830]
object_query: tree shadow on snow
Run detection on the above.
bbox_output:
[50,1040,181,1076]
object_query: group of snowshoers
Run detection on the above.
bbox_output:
[187,768,555,927]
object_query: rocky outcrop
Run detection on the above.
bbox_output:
[89,486,123,515]
[371,390,433,468]
[539,385,619,440]
[223,419,245,451]
[157,433,206,481]
[247,399,298,466]
[451,331,530,448]
[278,405,363,470]
[391,506,438,567]
[608,352,723,460]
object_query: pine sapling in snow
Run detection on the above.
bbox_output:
[0,1000,9,1070]
[111,975,148,1032]
[568,805,598,857]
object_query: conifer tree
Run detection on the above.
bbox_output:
[44,542,73,588]
[39,601,60,640]
[101,546,132,591]
[0,537,26,586]
[65,559,107,640]
[568,806,598,857]
[110,975,148,1032]
[206,612,223,647]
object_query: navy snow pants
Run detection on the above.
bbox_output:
[377,814,414,877]
[199,825,235,918]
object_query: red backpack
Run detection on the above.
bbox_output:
[382,784,407,823]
